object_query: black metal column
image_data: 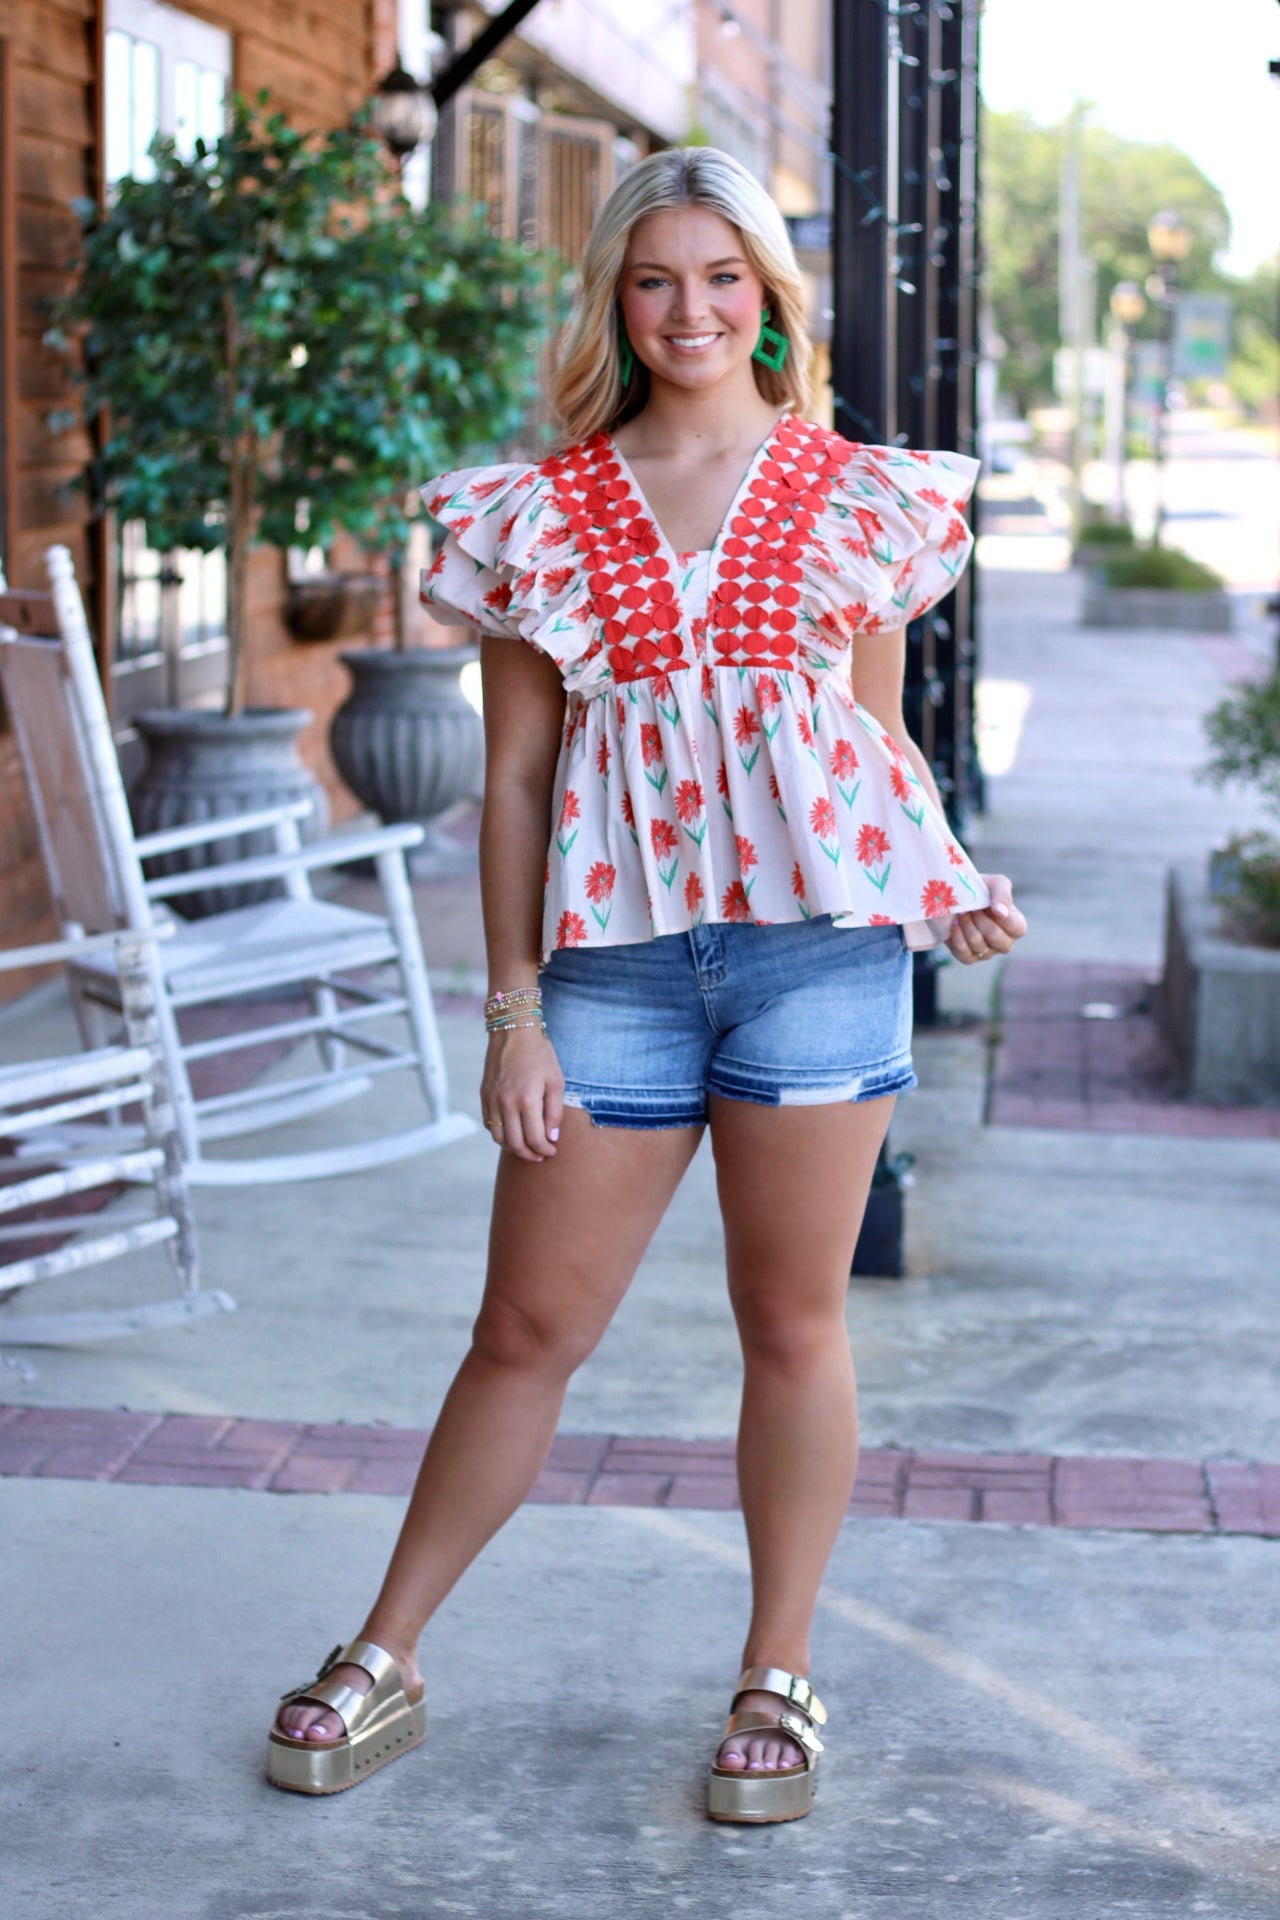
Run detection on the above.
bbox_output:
[932,0,983,828]
[831,0,893,446]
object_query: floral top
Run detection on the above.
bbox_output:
[420,412,988,960]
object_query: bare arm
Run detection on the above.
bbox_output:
[850,628,1027,965]
[477,633,567,1158]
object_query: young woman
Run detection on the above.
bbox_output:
[266,146,1025,1824]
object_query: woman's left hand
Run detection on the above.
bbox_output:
[946,873,1027,965]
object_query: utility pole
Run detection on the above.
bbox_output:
[1059,101,1087,545]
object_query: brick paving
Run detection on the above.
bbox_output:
[2,1404,1277,1537]
[987,959,1280,1139]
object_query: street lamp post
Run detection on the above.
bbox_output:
[1106,279,1146,521]
[1145,209,1192,544]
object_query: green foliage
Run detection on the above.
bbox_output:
[1076,516,1135,549]
[52,95,550,707]
[1203,667,1280,820]
[983,110,1233,413]
[1226,257,1279,417]
[1099,544,1224,590]
[1213,834,1280,948]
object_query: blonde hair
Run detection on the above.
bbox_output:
[552,147,813,443]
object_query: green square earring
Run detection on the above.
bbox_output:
[752,306,789,372]
[616,314,635,386]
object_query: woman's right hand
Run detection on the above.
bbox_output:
[480,1027,565,1163]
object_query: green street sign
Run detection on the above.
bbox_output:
[1173,293,1232,381]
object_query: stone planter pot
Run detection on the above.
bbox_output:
[1082,584,1233,632]
[1160,866,1280,1103]
[129,707,327,920]
[329,647,483,865]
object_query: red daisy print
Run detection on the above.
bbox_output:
[685,872,704,912]
[559,790,580,829]
[733,706,760,747]
[425,547,446,579]
[652,671,673,704]
[498,512,518,543]
[920,879,959,916]
[621,789,636,829]
[916,487,947,510]
[809,796,837,839]
[450,513,474,537]
[555,910,587,948]
[469,475,507,500]
[841,534,871,561]
[584,860,616,904]
[513,568,536,598]
[716,761,731,801]
[483,581,513,615]
[945,841,964,867]
[720,881,752,923]
[797,710,815,749]
[736,835,758,873]
[595,736,610,777]
[830,738,859,781]
[426,490,447,516]
[615,695,627,731]
[852,506,884,541]
[650,818,678,860]
[868,913,895,925]
[640,722,663,767]
[768,773,782,802]
[701,663,716,704]
[674,778,705,824]
[692,616,709,650]
[856,823,890,866]
[756,673,781,713]
[940,516,969,555]
[791,860,806,899]
[889,761,912,803]
[542,564,575,598]
[880,730,906,759]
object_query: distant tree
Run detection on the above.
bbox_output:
[1227,255,1279,420]
[982,111,1232,413]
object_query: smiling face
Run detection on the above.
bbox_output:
[617,204,767,397]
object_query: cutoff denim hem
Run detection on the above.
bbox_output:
[541,915,916,1132]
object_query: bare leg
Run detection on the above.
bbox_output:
[277,1107,702,1739]
[708,1091,895,1772]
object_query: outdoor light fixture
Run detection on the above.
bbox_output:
[1147,209,1192,264]
[372,55,437,163]
[1109,280,1146,327]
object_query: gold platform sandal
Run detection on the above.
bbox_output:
[266,1638,426,1795]
[706,1666,827,1824]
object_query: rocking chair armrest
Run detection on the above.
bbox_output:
[142,822,426,900]
[0,924,174,972]
[134,799,315,858]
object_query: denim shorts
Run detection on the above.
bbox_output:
[538,916,915,1130]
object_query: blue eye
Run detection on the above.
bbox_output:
[638,276,667,290]
[712,273,741,284]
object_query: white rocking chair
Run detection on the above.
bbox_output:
[0,545,475,1185]
[0,926,232,1373]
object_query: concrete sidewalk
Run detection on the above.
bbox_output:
[2,543,1278,1916]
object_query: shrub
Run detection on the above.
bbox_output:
[1202,666,1280,947]
[1076,518,1136,549]
[1100,545,1225,591]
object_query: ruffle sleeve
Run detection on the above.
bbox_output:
[800,441,980,663]
[419,462,599,685]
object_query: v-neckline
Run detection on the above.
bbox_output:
[606,415,791,573]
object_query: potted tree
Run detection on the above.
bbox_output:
[1161,665,1280,1101]
[53,98,546,907]
[321,193,551,864]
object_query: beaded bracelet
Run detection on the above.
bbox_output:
[484,986,545,1035]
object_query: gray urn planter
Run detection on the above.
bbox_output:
[1082,584,1233,632]
[129,707,327,920]
[330,647,484,862]
[1160,866,1280,1104]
